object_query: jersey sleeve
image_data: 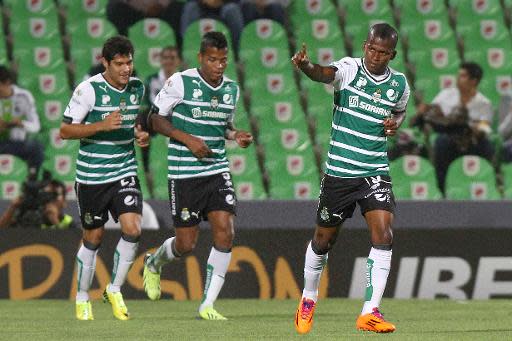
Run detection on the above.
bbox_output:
[329,57,358,90]
[153,72,184,116]
[62,81,95,124]
[393,77,410,114]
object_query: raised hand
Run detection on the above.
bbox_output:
[291,43,310,69]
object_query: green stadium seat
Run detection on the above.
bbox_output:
[4,0,57,19]
[340,0,395,49]
[148,134,170,200]
[39,97,68,130]
[69,18,117,82]
[0,13,7,64]
[390,155,442,199]
[128,19,177,79]
[290,0,339,27]
[181,19,236,80]
[502,163,512,199]
[266,146,320,200]
[0,154,28,199]
[240,20,290,85]
[445,155,500,199]
[10,16,60,47]
[59,0,108,27]
[18,69,70,100]
[41,152,76,183]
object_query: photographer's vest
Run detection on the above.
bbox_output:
[328,63,407,178]
[76,78,144,184]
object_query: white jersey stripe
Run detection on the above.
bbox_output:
[76,165,138,177]
[92,105,140,112]
[331,123,386,141]
[168,167,230,179]
[192,135,225,141]
[167,156,227,162]
[325,163,368,174]
[327,152,388,168]
[345,85,395,106]
[168,143,225,154]
[76,159,136,169]
[82,138,134,145]
[182,99,235,110]
[336,106,384,123]
[329,140,387,157]
[78,150,133,158]
[172,112,227,126]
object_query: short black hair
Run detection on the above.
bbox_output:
[102,35,134,62]
[49,179,67,199]
[0,65,13,83]
[460,62,483,83]
[367,23,398,48]
[199,31,228,54]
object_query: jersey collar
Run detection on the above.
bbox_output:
[196,68,225,91]
[360,58,391,84]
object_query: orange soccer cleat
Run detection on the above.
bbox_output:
[294,297,316,334]
[356,307,396,333]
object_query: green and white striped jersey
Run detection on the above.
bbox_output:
[326,57,410,178]
[153,68,239,179]
[63,74,145,184]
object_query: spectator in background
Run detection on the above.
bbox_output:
[106,0,184,48]
[411,62,494,195]
[180,0,244,56]
[499,93,512,163]
[140,46,182,196]
[240,0,288,26]
[0,65,43,176]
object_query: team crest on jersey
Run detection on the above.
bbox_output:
[119,98,127,112]
[84,213,93,225]
[320,206,329,221]
[181,208,191,221]
[210,96,219,109]
[222,93,232,104]
[386,89,398,101]
[356,77,367,88]
[372,89,382,102]
[391,79,399,87]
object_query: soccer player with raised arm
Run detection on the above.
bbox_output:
[60,36,149,321]
[291,23,410,334]
[142,31,253,320]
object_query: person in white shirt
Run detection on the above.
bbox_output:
[0,65,43,175]
[413,62,494,195]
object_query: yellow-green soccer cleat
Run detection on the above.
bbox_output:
[103,288,130,320]
[76,301,94,320]
[143,253,161,301]
[199,306,227,320]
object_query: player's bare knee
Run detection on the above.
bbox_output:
[311,238,334,255]
[175,238,196,255]
[83,228,104,245]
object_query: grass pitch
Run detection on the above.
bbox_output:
[2,298,511,340]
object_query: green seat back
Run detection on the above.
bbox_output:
[0,154,28,199]
[445,155,500,199]
[128,19,177,79]
[390,155,442,199]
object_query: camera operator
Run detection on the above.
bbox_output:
[0,176,76,229]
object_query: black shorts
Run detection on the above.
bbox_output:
[316,174,395,227]
[169,172,236,227]
[75,176,143,229]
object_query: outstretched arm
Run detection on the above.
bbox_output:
[291,43,336,84]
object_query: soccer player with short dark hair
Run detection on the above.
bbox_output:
[142,31,253,320]
[291,23,410,334]
[60,35,149,321]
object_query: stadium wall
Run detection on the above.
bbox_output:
[1,200,512,300]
